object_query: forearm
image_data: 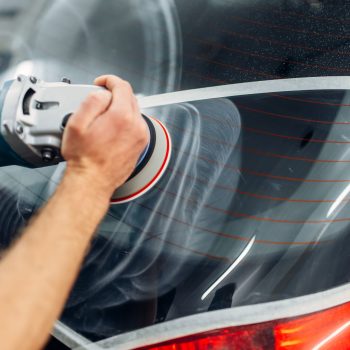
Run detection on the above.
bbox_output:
[0,170,109,350]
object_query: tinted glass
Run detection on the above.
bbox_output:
[177,0,350,88]
[1,1,350,92]
[2,89,350,341]
[0,0,350,343]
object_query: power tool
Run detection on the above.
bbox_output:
[0,75,172,204]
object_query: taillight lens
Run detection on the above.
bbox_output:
[274,302,350,350]
[135,302,350,349]
[135,325,273,350]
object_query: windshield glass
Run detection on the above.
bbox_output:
[0,0,350,344]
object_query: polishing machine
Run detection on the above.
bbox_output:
[0,75,171,204]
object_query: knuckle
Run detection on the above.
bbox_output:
[106,75,121,89]
[86,92,104,106]
[137,123,149,146]
[106,75,118,82]
[110,105,130,121]
[107,104,121,118]
[133,95,140,109]
[121,80,133,93]
[115,114,130,129]
[81,99,93,111]
[67,118,82,135]
[138,135,148,148]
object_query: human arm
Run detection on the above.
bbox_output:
[0,75,149,350]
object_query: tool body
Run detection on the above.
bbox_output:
[0,75,171,204]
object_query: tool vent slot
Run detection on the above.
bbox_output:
[22,88,35,115]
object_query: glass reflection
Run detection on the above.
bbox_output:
[0,0,349,343]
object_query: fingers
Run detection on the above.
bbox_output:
[94,75,124,91]
[69,90,112,131]
[131,94,140,115]
[94,75,140,122]
[94,75,149,148]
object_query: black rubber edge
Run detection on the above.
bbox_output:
[127,115,156,181]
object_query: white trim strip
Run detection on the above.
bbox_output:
[72,283,350,350]
[138,76,350,109]
[52,321,91,349]
[53,76,350,349]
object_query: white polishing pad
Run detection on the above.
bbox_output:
[110,116,171,204]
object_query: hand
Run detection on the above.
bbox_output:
[62,75,149,200]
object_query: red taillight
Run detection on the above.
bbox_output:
[274,302,350,349]
[135,302,350,349]
[136,324,274,350]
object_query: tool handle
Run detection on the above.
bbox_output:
[0,76,103,167]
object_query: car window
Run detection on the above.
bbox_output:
[0,0,350,344]
[176,0,350,89]
[0,0,182,95]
